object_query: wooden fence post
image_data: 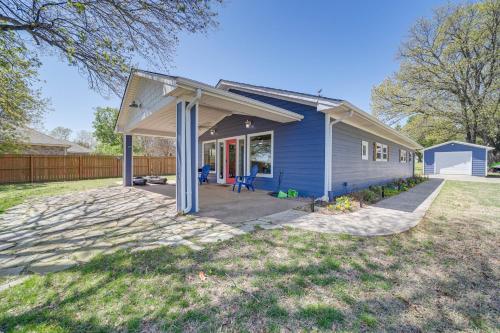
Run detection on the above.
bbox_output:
[78,155,82,180]
[30,155,34,183]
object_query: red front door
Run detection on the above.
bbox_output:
[225,139,237,184]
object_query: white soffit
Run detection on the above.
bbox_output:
[116,70,304,136]
[323,102,422,150]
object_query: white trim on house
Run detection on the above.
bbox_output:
[201,139,216,173]
[216,79,421,151]
[361,140,369,160]
[324,115,333,200]
[247,130,274,179]
[422,140,494,151]
[217,80,343,109]
[400,149,407,163]
[375,142,388,162]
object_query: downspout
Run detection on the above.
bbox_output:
[327,109,353,200]
[184,88,202,213]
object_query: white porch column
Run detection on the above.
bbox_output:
[123,134,133,186]
[176,99,199,213]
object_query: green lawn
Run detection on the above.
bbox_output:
[0,178,121,214]
[0,180,499,332]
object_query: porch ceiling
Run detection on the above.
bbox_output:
[116,70,303,137]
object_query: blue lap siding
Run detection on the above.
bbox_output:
[423,142,487,176]
[330,122,415,196]
[198,90,326,197]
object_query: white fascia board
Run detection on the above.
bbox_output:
[217,80,342,108]
[422,140,495,151]
[320,102,422,150]
[176,78,304,122]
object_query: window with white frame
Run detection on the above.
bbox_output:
[202,141,216,172]
[400,149,407,163]
[361,140,368,160]
[375,142,388,161]
[248,131,273,177]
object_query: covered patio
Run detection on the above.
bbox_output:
[115,70,304,214]
[137,183,306,223]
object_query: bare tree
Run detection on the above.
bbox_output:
[50,126,72,140]
[74,129,95,149]
[372,0,499,151]
[0,1,220,95]
[135,136,175,157]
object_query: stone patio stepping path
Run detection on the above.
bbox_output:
[0,187,280,284]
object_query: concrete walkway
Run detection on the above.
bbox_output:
[429,174,500,183]
[260,179,445,236]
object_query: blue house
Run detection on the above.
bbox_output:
[116,70,421,213]
[423,141,493,177]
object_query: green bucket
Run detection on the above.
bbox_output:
[277,191,288,199]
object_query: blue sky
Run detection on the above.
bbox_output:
[37,0,451,136]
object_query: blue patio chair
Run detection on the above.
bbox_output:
[232,165,259,193]
[199,165,211,185]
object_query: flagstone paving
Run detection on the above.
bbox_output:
[0,180,443,285]
[0,187,280,280]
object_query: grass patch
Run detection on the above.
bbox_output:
[0,180,498,331]
[0,178,122,214]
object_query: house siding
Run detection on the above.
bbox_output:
[198,89,326,197]
[330,122,414,196]
[423,142,487,176]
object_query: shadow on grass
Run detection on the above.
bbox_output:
[1,221,498,332]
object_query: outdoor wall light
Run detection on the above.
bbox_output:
[210,129,216,135]
[245,119,253,128]
[129,100,141,108]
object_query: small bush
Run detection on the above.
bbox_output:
[359,189,379,204]
[384,188,399,197]
[369,185,382,197]
[335,196,352,212]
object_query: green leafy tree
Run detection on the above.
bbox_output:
[0,0,221,95]
[372,0,499,153]
[92,107,122,155]
[0,30,47,153]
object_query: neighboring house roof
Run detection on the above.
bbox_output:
[16,127,92,153]
[63,140,93,154]
[422,140,495,151]
[17,127,70,147]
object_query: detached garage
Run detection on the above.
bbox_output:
[423,141,493,177]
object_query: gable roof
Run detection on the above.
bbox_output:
[217,79,344,108]
[422,140,494,151]
[216,79,422,150]
[17,127,71,147]
[17,128,92,153]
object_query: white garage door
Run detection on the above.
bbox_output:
[435,151,472,175]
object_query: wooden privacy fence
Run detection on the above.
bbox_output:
[0,154,176,184]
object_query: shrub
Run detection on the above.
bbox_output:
[369,185,382,197]
[384,188,400,197]
[359,189,379,204]
[335,196,352,212]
